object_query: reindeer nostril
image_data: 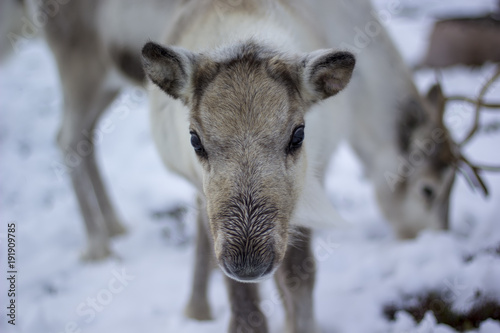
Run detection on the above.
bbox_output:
[221,253,275,282]
[422,185,435,201]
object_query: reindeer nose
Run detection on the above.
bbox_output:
[221,253,275,282]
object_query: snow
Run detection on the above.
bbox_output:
[1,1,499,332]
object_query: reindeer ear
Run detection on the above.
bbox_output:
[426,83,446,121]
[303,50,355,102]
[142,42,196,102]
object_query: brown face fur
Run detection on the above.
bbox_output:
[142,41,355,281]
[192,56,308,281]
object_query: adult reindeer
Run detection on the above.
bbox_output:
[310,0,461,238]
[322,0,500,238]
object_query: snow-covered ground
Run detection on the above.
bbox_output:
[1,1,499,332]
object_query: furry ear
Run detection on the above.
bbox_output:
[303,50,355,102]
[426,83,446,124]
[397,99,428,152]
[142,42,196,102]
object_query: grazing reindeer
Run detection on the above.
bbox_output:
[313,0,500,238]
[305,0,457,238]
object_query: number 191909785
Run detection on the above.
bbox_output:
[7,223,16,270]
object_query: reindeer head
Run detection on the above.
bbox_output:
[142,41,355,282]
[380,67,500,239]
[378,84,456,238]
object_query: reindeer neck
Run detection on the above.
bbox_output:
[319,1,424,175]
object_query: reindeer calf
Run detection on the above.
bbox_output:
[142,1,356,331]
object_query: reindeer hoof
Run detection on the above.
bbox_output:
[80,245,112,261]
[229,315,268,333]
[285,324,321,333]
[184,300,213,321]
[107,221,127,238]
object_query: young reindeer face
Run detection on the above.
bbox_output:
[142,42,355,282]
[379,84,456,239]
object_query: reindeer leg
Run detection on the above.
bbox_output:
[64,151,111,261]
[185,196,214,320]
[41,0,130,260]
[52,44,127,260]
[57,82,124,260]
[39,0,127,261]
[225,277,268,333]
[86,146,127,238]
[274,227,318,333]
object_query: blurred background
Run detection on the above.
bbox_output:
[1,0,499,332]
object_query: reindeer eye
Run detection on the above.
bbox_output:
[288,126,305,153]
[422,185,435,201]
[190,131,205,155]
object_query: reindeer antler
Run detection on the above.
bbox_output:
[442,66,500,196]
[457,66,500,146]
[456,154,500,197]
